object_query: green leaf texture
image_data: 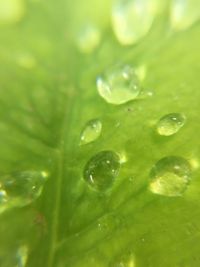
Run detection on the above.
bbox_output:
[0,0,200,266]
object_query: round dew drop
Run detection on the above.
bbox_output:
[149,156,191,197]
[170,0,200,31]
[157,113,186,136]
[76,24,101,54]
[80,119,102,145]
[83,151,121,191]
[97,64,140,105]
[111,0,158,45]
[0,170,49,213]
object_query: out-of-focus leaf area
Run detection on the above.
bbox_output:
[0,0,200,266]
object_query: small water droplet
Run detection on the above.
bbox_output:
[80,119,102,145]
[0,170,49,213]
[170,0,200,31]
[149,156,191,197]
[112,0,158,45]
[97,64,140,105]
[83,151,121,191]
[76,24,101,53]
[16,245,28,267]
[157,113,186,136]
[0,0,25,24]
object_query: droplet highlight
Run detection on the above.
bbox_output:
[157,113,186,136]
[170,0,200,31]
[76,24,101,53]
[112,0,158,45]
[80,119,102,145]
[97,64,140,105]
[149,156,191,197]
[0,170,49,213]
[83,151,121,191]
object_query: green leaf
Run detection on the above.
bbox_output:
[0,0,200,266]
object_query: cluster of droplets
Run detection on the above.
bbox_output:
[0,170,49,214]
[74,0,196,218]
[80,65,189,195]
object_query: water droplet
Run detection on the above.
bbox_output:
[0,170,49,213]
[0,0,25,24]
[83,151,121,191]
[16,245,28,267]
[157,113,186,136]
[170,0,200,31]
[76,24,101,53]
[149,156,191,197]
[112,0,158,45]
[80,119,102,145]
[97,64,140,105]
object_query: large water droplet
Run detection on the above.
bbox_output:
[112,0,158,45]
[157,113,186,136]
[97,64,140,105]
[0,170,48,213]
[0,0,25,24]
[170,0,200,31]
[76,24,101,53]
[80,119,102,145]
[149,156,191,197]
[83,151,121,191]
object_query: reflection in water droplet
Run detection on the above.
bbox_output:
[16,245,28,267]
[170,0,200,31]
[0,170,49,213]
[97,64,140,105]
[112,0,158,45]
[80,119,102,145]
[83,151,121,191]
[76,24,101,53]
[0,0,25,24]
[149,156,191,197]
[157,113,186,136]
